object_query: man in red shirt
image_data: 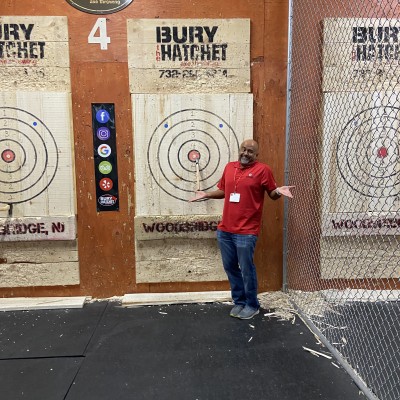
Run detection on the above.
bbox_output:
[190,139,293,319]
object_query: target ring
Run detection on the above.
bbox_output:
[188,149,200,162]
[377,146,388,159]
[1,149,16,163]
[337,106,400,198]
[0,107,58,204]
[167,131,219,183]
[148,109,239,201]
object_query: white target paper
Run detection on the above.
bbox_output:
[133,93,253,217]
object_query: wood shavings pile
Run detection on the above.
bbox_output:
[258,290,341,324]
[289,290,338,318]
[258,291,298,322]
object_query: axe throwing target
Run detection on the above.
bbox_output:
[0,107,58,204]
[336,106,400,198]
[147,108,240,201]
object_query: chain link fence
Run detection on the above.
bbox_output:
[284,1,400,399]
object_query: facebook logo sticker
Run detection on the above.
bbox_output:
[96,109,110,124]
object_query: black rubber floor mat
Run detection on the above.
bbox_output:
[66,303,361,400]
[0,301,107,359]
[0,357,82,400]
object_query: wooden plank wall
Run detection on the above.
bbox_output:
[0,0,288,297]
[132,93,252,283]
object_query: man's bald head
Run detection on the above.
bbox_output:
[241,139,259,153]
[239,139,259,166]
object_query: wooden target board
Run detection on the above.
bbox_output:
[130,18,251,283]
[0,16,78,288]
[322,18,400,236]
[132,94,252,282]
[320,18,400,279]
[0,92,76,239]
[0,105,58,205]
[0,17,75,241]
[321,91,400,236]
[133,94,252,216]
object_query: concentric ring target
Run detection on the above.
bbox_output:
[0,107,58,204]
[336,106,400,198]
[148,109,240,201]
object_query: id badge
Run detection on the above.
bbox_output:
[229,193,240,203]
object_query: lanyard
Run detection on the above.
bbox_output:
[233,165,253,193]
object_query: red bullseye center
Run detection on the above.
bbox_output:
[188,149,200,162]
[377,146,388,158]
[1,149,15,163]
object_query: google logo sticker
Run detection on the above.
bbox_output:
[98,144,112,158]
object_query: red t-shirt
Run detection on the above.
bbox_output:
[217,161,277,235]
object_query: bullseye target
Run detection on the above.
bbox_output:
[147,109,240,201]
[0,107,58,204]
[336,106,400,198]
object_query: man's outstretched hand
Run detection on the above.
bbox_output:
[189,191,207,202]
[277,186,295,198]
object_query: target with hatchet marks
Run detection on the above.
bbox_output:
[133,94,253,216]
[336,105,400,199]
[0,106,58,204]
[148,108,239,201]
[321,92,400,238]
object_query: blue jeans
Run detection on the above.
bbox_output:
[217,229,259,310]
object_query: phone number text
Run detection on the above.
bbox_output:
[159,69,228,79]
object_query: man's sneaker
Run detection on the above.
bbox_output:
[237,305,259,320]
[230,305,244,318]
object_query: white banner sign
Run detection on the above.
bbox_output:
[127,19,250,93]
[322,212,400,236]
[0,216,76,241]
[323,18,400,92]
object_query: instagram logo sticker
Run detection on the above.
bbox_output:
[98,144,112,158]
[97,127,110,140]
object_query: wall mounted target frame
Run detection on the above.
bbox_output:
[147,108,240,202]
[0,107,58,205]
[321,91,400,236]
[336,105,400,199]
[133,93,252,216]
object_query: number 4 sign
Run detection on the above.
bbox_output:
[88,18,111,50]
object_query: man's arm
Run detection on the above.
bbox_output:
[269,188,282,201]
[189,189,225,202]
[268,186,295,200]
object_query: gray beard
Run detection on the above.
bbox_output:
[240,156,250,165]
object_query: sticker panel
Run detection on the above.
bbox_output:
[92,103,119,212]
